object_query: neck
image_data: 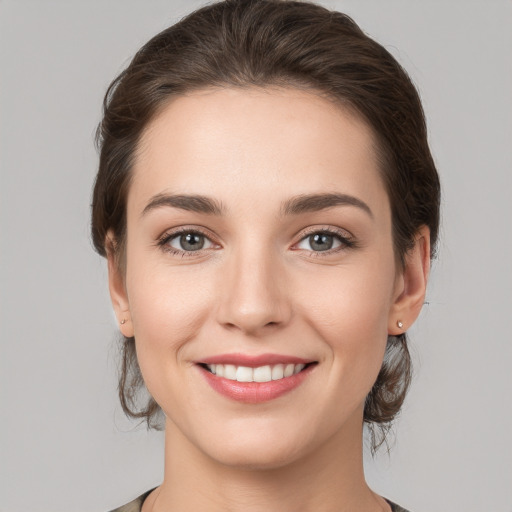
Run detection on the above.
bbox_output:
[146,414,388,512]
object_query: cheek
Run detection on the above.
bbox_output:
[124,257,214,388]
[301,259,395,333]
[298,258,396,386]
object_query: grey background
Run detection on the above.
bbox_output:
[1,1,511,511]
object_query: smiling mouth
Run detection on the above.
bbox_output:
[199,362,316,383]
[197,358,317,403]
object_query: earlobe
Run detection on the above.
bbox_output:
[106,232,134,338]
[388,226,431,335]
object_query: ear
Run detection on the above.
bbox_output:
[388,225,431,335]
[106,231,134,338]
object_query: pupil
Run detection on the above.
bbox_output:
[310,233,333,251]
[181,233,204,251]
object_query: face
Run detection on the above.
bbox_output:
[109,87,418,469]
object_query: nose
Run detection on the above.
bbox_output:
[216,247,292,336]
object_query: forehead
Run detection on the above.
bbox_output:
[130,86,388,216]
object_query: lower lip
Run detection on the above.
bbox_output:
[198,364,315,404]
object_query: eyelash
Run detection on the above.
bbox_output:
[157,227,218,258]
[294,227,357,257]
[156,226,356,258]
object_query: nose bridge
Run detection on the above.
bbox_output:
[217,237,290,334]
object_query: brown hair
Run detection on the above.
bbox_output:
[92,0,440,451]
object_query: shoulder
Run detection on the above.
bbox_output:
[108,489,154,512]
[385,498,412,512]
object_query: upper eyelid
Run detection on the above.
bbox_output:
[158,226,219,243]
[158,225,351,237]
[291,226,356,253]
[294,225,353,241]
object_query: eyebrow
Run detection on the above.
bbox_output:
[141,193,224,217]
[141,192,373,219]
[282,193,373,218]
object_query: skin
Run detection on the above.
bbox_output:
[108,87,430,512]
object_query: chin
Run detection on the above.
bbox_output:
[191,418,315,471]
[208,440,306,471]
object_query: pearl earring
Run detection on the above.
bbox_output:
[120,319,127,325]
[397,320,403,329]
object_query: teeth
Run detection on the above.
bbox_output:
[225,364,237,380]
[271,364,284,380]
[235,366,253,382]
[253,365,272,382]
[205,363,307,383]
[284,363,295,377]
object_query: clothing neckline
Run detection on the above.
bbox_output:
[112,488,408,512]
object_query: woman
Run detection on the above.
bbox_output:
[91,1,440,510]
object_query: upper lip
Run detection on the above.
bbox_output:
[197,353,315,367]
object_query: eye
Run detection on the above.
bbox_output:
[161,230,215,253]
[295,230,354,253]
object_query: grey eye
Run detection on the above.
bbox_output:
[297,233,342,252]
[169,232,212,251]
